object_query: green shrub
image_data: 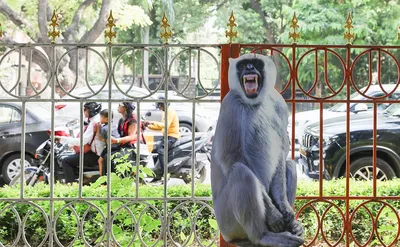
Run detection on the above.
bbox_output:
[0,178,399,246]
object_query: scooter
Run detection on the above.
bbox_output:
[146,126,213,184]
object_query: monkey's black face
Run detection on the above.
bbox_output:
[236,58,264,99]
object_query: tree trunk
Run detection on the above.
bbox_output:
[0,0,111,90]
[249,0,284,91]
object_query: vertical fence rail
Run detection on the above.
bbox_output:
[219,43,241,247]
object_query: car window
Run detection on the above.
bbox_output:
[0,105,21,125]
[27,103,52,121]
[376,92,400,111]
[331,90,400,112]
[363,92,385,110]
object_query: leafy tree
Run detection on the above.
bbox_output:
[115,0,216,72]
[213,0,400,95]
[0,0,152,88]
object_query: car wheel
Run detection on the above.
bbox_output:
[179,123,192,134]
[350,157,396,181]
[2,154,33,184]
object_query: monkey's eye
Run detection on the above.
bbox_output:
[241,64,247,71]
[252,60,262,69]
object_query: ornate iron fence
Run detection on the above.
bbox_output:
[0,9,399,247]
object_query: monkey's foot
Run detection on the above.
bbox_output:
[230,239,261,247]
[258,231,304,247]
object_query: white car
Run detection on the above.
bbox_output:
[55,84,215,135]
[288,84,400,153]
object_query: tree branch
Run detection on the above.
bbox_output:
[62,0,96,42]
[249,0,276,44]
[79,0,111,43]
[0,0,36,40]
[38,0,49,42]
[1,36,50,73]
[215,0,229,11]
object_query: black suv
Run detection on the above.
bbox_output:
[299,103,400,181]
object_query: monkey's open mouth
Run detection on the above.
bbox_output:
[242,74,259,95]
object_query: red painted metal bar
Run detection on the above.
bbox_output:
[291,44,297,161]
[219,44,240,247]
[345,44,352,247]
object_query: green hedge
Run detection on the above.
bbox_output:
[0,176,399,246]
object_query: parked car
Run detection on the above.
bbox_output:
[288,84,400,152]
[0,102,71,184]
[55,84,215,134]
[298,103,400,181]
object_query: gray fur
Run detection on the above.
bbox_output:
[211,54,304,247]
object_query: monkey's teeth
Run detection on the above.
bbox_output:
[243,74,259,94]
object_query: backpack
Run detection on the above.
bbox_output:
[73,122,97,154]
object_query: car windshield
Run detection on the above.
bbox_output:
[328,91,364,112]
[383,103,400,117]
[28,103,52,119]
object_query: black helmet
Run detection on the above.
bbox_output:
[84,102,102,118]
[156,96,170,109]
[121,102,136,111]
[121,102,136,116]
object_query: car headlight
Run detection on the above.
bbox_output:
[322,135,339,147]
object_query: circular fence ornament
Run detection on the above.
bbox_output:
[55,47,110,99]
[167,47,220,100]
[0,46,52,99]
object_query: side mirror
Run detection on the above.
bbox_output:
[353,103,368,113]
[145,111,151,117]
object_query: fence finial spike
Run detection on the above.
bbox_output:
[225,11,238,44]
[48,10,60,44]
[160,12,172,44]
[344,12,355,44]
[105,10,116,44]
[289,12,300,44]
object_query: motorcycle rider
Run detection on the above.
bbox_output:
[143,96,181,181]
[101,102,144,175]
[56,102,104,183]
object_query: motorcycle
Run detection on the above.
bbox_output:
[144,113,213,184]
[10,119,150,187]
[10,112,213,186]
[9,138,102,186]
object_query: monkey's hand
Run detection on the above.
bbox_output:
[263,191,286,233]
[265,209,286,233]
[288,219,304,237]
[282,207,295,226]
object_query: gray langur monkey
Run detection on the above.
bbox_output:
[211,53,304,247]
